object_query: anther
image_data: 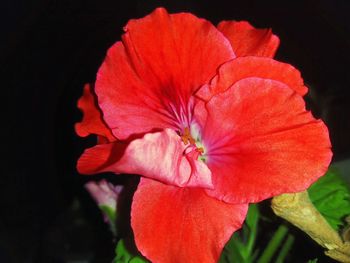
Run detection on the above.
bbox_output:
[197,147,204,154]
[181,127,195,145]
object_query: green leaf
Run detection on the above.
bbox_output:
[113,239,148,263]
[219,204,260,263]
[308,167,350,230]
[307,259,318,263]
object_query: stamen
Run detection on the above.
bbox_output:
[181,127,195,145]
[181,127,207,162]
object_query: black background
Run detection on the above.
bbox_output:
[1,0,349,262]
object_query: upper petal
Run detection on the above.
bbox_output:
[96,7,235,139]
[131,178,248,263]
[197,77,332,204]
[77,129,212,189]
[196,56,307,101]
[75,84,116,142]
[217,20,280,58]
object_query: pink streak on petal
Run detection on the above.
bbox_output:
[78,129,213,189]
[120,129,213,188]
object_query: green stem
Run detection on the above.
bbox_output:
[246,222,258,257]
[257,224,289,263]
[275,234,295,263]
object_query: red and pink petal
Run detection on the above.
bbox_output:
[78,129,212,189]
[131,178,248,263]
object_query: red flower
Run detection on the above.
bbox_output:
[76,8,332,263]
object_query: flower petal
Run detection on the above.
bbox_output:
[85,179,123,208]
[131,178,248,263]
[77,140,125,175]
[75,84,116,142]
[78,129,212,189]
[199,77,332,203]
[196,56,307,101]
[96,7,235,139]
[217,20,280,57]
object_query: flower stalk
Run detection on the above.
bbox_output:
[271,191,350,262]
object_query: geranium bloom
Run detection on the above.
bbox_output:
[76,8,332,263]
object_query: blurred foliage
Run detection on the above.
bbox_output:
[219,204,260,263]
[113,239,148,263]
[308,167,350,230]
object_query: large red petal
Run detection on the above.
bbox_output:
[96,8,235,139]
[217,20,280,58]
[198,77,332,203]
[131,178,248,263]
[196,56,307,101]
[75,84,116,142]
[78,129,212,188]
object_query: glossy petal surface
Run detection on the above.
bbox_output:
[196,56,307,101]
[78,129,212,188]
[96,7,235,139]
[131,178,248,263]
[217,20,279,57]
[75,84,115,142]
[198,77,332,203]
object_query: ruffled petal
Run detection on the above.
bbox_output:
[217,20,280,58]
[78,129,212,188]
[131,178,248,263]
[75,84,116,142]
[196,56,307,101]
[96,7,235,139]
[198,77,332,203]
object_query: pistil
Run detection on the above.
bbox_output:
[181,127,206,161]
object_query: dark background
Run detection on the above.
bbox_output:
[1,0,349,262]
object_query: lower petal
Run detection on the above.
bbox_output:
[131,178,248,263]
